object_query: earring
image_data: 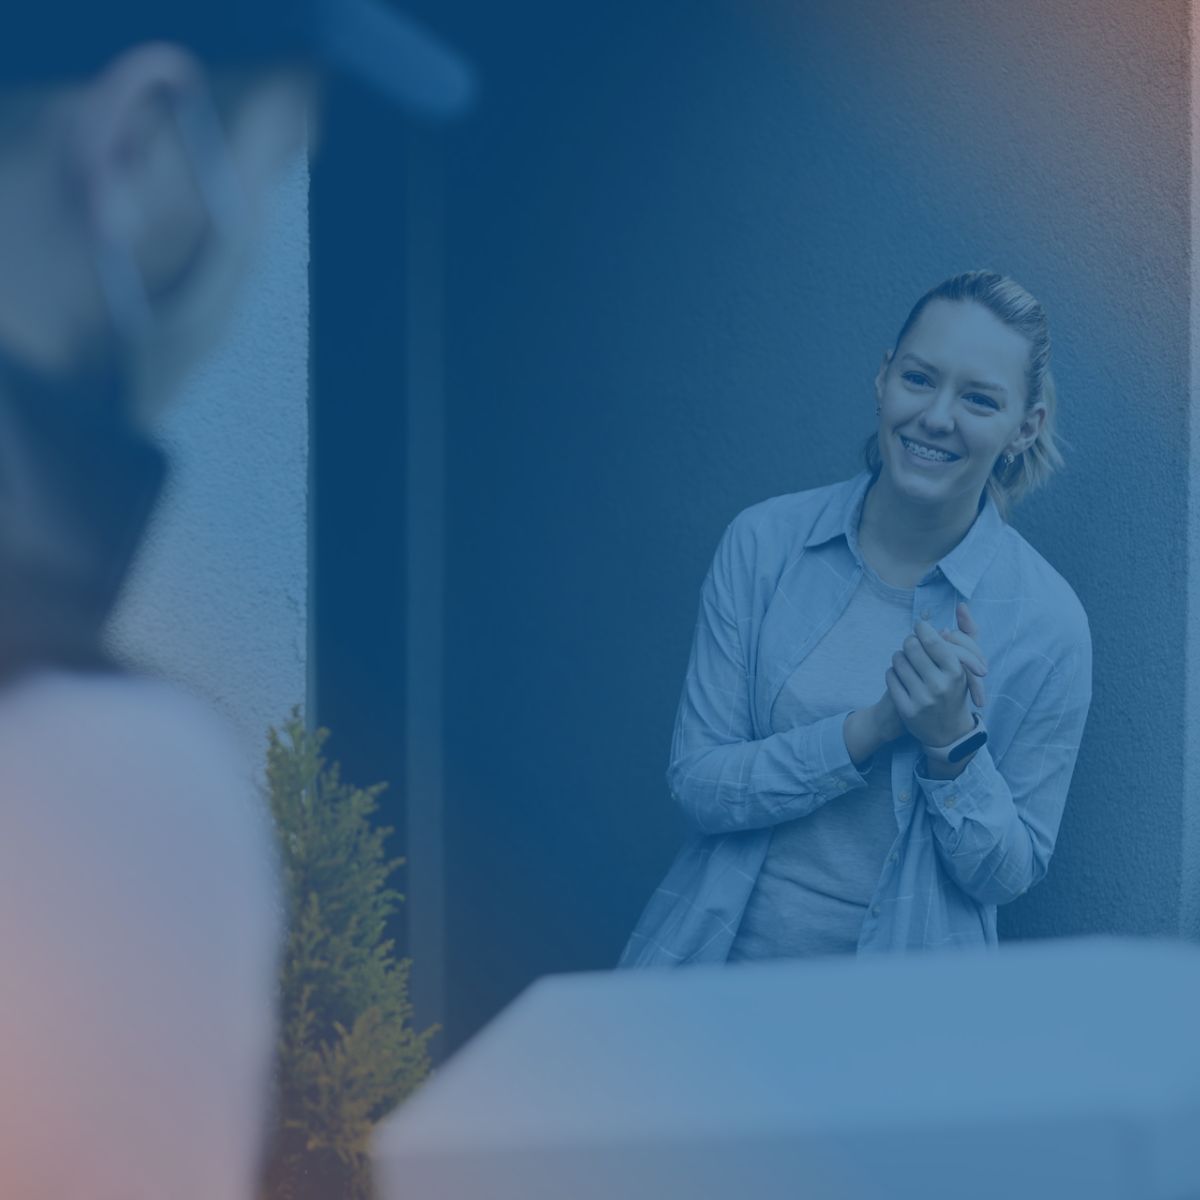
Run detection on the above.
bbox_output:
[1004,451,1016,466]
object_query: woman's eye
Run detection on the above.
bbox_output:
[902,371,931,387]
[966,393,999,410]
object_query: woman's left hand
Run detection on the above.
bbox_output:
[885,619,977,750]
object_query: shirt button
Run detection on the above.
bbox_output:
[899,789,911,804]
[919,607,932,621]
[871,905,881,917]
[944,793,957,808]
[889,853,898,864]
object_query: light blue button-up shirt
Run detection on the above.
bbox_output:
[619,470,1093,967]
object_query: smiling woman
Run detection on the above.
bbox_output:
[619,270,1093,968]
[866,272,1065,519]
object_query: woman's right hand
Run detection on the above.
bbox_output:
[867,627,987,748]
[847,625,988,767]
[940,602,987,709]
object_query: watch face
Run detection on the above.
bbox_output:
[948,729,988,764]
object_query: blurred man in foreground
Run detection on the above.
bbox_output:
[0,3,470,1196]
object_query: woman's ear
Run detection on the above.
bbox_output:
[1011,404,1047,454]
[874,349,892,404]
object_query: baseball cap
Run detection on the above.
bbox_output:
[3,0,475,119]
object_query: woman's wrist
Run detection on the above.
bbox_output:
[844,703,899,768]
[920,711,979,753]
[919,713,985,779]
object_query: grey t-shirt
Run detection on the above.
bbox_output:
[728,566,914,961]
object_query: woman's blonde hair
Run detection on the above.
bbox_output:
[864,270,1065,516]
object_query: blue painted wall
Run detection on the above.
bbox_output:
[426,0,1189,1048]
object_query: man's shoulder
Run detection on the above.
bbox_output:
[0,666,279,997]
[0,668,247,793]
[0,669,273,896]
[0,666,233,730]
[0,670,280,1199]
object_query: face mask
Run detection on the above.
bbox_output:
[0,339,166,672]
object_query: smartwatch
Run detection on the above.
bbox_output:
[922,713,988,766]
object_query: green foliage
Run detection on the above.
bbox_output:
[262,708,438,1200]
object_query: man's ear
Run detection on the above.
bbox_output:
[67,43,212,306]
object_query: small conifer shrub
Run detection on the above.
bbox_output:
[261,709,438,1200]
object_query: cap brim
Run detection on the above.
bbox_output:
[314,0,476,119]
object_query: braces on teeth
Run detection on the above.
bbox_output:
[903,438,955,461]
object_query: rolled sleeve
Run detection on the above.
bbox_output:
[915,637,1092,906]
[672,709,870,836]
[916,748,998,836]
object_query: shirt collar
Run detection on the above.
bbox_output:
[804,470,1006,599]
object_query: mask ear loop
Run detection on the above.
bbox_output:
[91,84,249,350]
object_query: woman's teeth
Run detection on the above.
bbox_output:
[901,436,958,463]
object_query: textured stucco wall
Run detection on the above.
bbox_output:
[1186,3,1200,944]
[106,157,309,769]
[435,0,1192,1048]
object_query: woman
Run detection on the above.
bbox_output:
[620,270,1092,966]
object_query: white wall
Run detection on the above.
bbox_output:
[107,156,310,770]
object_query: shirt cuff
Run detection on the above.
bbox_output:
[914,744,999,830]
[814,710,871,800]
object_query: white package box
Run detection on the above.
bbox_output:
[374,937,1200,1200]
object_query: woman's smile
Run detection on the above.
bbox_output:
[874,297,1038,513]
[898,433,961,466]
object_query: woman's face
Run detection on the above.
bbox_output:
[874,298,1044,510]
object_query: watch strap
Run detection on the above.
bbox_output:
[923,712,988,765]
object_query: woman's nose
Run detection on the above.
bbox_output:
[920,389,956,432]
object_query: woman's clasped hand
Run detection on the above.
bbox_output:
[882,601,987,751]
